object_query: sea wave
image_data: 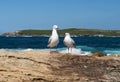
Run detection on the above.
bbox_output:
[103,50,120,55]
[0,46,120,56]
[0,48,34,52]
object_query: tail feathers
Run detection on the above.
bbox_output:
[73,45,78,49]
[73,43,76,48]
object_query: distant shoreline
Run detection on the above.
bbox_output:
[1,28,120,37]
[0,35,120,38]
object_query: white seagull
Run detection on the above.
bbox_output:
[48,25,59,53]
[64,33,76,54]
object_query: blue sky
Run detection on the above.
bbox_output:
[0,0,120,33]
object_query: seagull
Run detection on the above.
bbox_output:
[63,33,76,54]
[48,25,59,53]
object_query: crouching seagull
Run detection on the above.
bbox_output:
[48,25,59,53]
[63,33,76,54]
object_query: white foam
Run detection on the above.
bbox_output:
[81,51,92,55]
[22,48,33,51]
[61,48,92,55]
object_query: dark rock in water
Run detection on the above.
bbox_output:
[92,52,107,57]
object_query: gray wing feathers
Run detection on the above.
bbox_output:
[63,40,66,46]
[48,36,52,47]
[48,36,52,44]
[71,39,76,48]
[64,38,76,48]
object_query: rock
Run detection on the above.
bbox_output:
[92,52,106,57]
[0,50,120,82]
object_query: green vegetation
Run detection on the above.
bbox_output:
[19,30,51,36]
[18,28,120,36]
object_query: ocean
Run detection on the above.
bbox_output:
[0,36,120,55]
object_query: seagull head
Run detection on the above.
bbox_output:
[53,25,58,30]
[65,33,70,36]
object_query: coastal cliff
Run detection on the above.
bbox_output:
[0,50,120,82]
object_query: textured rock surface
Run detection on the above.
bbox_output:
[0,50,120,82]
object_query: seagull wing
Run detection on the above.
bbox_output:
[71,38,76,48]
[48,36,52,44]
[63,39,67,46]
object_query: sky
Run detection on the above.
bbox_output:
[0,0,120,34]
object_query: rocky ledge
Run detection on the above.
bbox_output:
[0,50,120,82]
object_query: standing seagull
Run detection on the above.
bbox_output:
[64,33,76,54]
[48,25,59,53]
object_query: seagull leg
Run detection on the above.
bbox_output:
[56,46,58,52]
[56,48,58,52]
[50,47,52,52]
[50,47,52,54]
[68,48,69,54]
[70,48,72,54]
[56,48,57,52]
